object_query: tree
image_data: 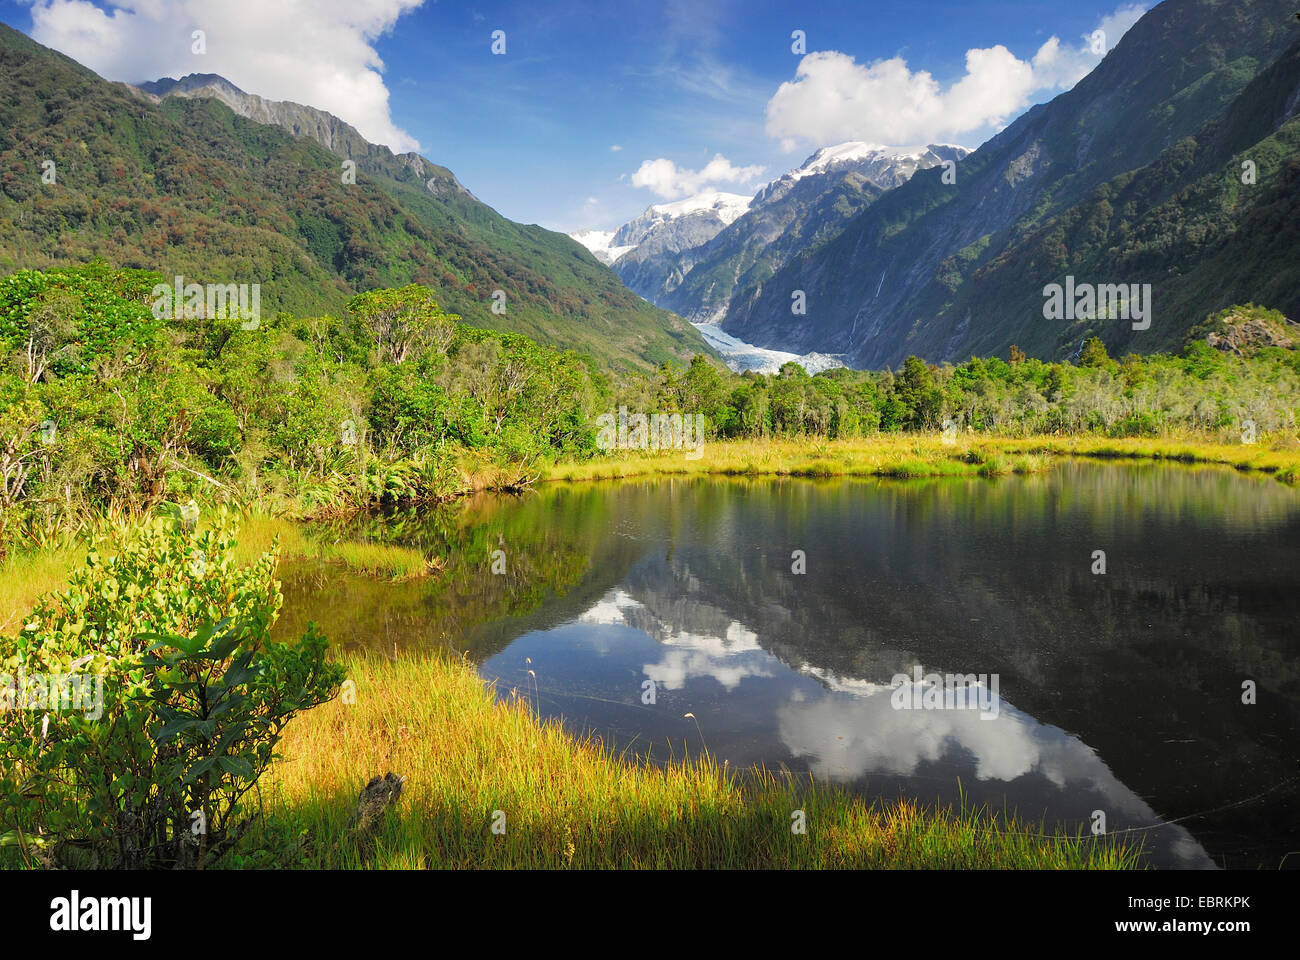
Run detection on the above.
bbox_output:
[895,355,942,429]
[1079,336,1111,368]
[0,514,344,868]
[347,284,457,366]
[24,291,79,383]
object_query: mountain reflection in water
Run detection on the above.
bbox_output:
[280,462,1300,869]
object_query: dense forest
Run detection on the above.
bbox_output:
[2,261,1297,556]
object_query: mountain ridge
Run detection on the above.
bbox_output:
[575,142,968,323]
[716,0,1300,367]
[0,30,712,372]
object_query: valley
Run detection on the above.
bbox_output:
[0,0,1297,888]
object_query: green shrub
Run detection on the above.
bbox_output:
[0,511,344,868]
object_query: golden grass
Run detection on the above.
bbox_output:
[229,512,433,580]
[249,652,1139,869]
[0,541,82,635]
[1001,435,1300,480]
[544,434,1300,485]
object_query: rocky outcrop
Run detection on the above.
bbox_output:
[1206,311,1298,355]
[659,144,968,324]
[133,74,475,201]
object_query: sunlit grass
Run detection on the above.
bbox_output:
[223,512,435,580]
[313,541,436,581]
[1004,435,1300,479]
[246,651,1141,870]
[545,434,1300,485]
[0,541,81,634]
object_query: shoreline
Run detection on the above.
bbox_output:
[543,434,1300,485]
[2,436,1292,869]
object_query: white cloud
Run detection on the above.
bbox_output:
[629,153,765,200]
[765,4,1148,150]
[25,0,425,153]
[610,144,623,152]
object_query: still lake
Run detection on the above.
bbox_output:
[277,461,1300,868]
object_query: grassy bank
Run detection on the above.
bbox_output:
[1000,435,1300,481]
[0,512,434,636]
[244,651,1139,869]
[543,434,1300,484]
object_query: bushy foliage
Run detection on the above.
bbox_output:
[0,268,609,544]
[614,324,1298,443]
[0,263,1295,552]
[0,512,344,868]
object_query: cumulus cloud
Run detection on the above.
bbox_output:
[629,153,765,200]
[25,0,424,152]
[765,3,1148,150]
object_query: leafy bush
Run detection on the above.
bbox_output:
[0,511,344,868]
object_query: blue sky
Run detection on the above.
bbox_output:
[2,0,1149,231]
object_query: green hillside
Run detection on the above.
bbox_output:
[946,36,1300,360]
[716,0,1300,368]
[0,24,710,373]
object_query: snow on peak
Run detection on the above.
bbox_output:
[787,141,955,182]
[570,191,752,265]
[792,141,888,179]
[747,141,972,201]
[570,229,635,265]
[643,191,752,225]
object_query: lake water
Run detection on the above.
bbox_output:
[277,461,1300,869]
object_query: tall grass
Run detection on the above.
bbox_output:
[0,541,82,634]
[545,434,1300,486]
[1004,435,1300,479]
[247,652,1141,870]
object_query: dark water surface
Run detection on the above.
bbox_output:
[278,462,1300,868]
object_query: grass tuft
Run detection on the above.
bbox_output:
[245,651,1142,870]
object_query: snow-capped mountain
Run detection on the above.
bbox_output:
[776,141,969,191]
[570,229,633,266]
[570,191,750,299]
[658,142,969,326]
[573,143,969,343]
[611,191,751,250]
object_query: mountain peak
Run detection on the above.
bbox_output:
[137,73,246,97]
[572,191,753,267]
[782,141,971,188]
[643,191,752,225]
[131,72,478,201]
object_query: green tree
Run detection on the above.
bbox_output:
[894,355,942,429]
[1079,337,1111,368]
[347,284,457,366]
